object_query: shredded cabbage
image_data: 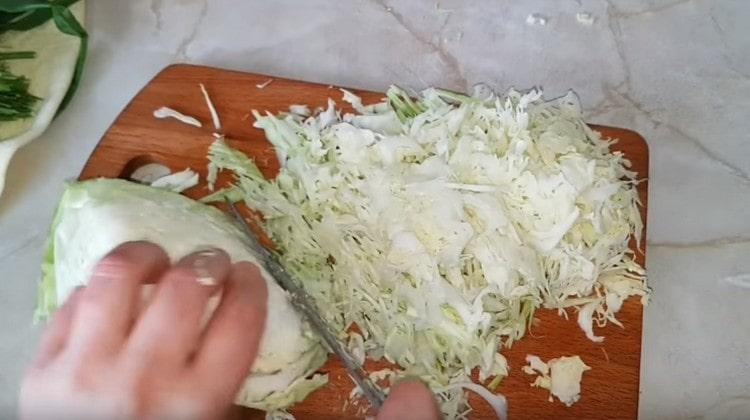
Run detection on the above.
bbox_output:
[153,106,202,128]
[206,85,647,417]
[524,355,591,407]
[149,168,199,192]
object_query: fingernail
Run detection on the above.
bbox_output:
[178,248,231,286]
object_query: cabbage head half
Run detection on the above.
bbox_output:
[36,178,327,411]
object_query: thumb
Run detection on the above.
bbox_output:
[376,379,442,420]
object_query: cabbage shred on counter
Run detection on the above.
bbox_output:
[205,85,648,417]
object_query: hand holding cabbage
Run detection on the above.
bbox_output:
[22,240,440,420]
[21,242,269,419]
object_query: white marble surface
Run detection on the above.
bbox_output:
[1,0,748,417]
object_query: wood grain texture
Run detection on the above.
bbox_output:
[80,64,649,420]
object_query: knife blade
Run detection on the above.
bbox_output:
[225,201,387,409]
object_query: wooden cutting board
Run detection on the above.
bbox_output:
[80,64,649,419]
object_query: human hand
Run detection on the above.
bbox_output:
[19,242,268,420]
[377,379,442,420]
[21,241,441,420]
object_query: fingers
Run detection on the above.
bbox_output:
[191,262,267,405]
[32,287,84,369]
[24,244,271,420]
[125,249,231,371]
[66,242,169,360]
[377,379,442,420]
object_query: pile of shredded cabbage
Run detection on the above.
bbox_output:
[204,85,648,418]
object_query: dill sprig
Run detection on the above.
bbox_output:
[0,0,87,119]
[0,51,39,121]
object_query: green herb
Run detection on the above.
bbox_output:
[0,0,87,114]
[0,50,35,60]
[0,50,39,121]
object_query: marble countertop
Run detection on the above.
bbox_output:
[1,0,748,417]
